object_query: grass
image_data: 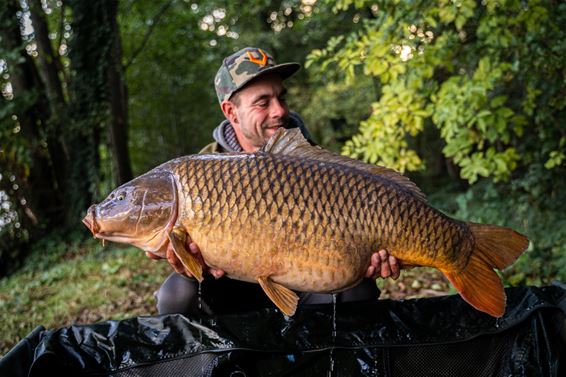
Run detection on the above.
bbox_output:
[0,234,547,356]
[0,238,453,356]
[0,239,170,355]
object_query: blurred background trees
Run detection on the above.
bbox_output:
[305,0,566,284]
[1,0,565,283]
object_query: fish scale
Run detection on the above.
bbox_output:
[84,128,528,317]
[171,153,457,291]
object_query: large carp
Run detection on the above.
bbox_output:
[83,129,528,317]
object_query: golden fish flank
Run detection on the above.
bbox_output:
[83,129,529,318]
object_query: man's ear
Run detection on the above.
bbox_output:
[221,100,238,125]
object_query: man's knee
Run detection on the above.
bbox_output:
[155,273,200,315]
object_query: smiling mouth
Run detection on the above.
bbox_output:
[265,126,282,132]
[264,121,285,129]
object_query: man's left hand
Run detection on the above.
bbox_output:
[365,250,400,280]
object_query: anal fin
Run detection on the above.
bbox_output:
[168,227,203,282]
[257,276,299,316]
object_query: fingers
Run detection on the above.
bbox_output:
[379,249,391,279]
[209,268,225,279]
[164,236,226,279]
[166,243,191,277]
[365,252,379,278]
[188,241,207,268]
[365,265,376,279]
[186,240,226,279]
[188,242,200,255]
[389,255,400,280]
[367,249,402,280]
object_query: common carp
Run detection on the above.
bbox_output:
[82,129,529,317]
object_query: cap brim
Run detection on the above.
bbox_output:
[229,62,301,100]
[265,62,301,80]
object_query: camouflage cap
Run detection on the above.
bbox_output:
[214,47,300,104]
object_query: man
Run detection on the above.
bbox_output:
[151,47,400,315]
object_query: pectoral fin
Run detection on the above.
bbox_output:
[257,276,299,316]
[168,227,203,282]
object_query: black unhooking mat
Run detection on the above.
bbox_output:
[1,285,565,377]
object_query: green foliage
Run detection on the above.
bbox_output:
[0,236,170,354]
[309,0,566,183]
[2,0,564,349]
[430,178,566,285]
[295,77,375,152]
[544,137,565,169]
[120,0,233,174]
[1,0,121,269]
[311,0,565,287]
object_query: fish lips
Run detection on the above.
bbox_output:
[82,205,100,236]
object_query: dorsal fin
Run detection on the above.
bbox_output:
[262,128,427,202]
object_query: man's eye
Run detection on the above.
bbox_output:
[257,101,268,108]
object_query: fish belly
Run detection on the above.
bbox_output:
[189,223,370,293]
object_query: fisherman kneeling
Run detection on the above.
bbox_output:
[149,47,400,316]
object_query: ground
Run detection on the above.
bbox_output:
[0,241,453,355]
[377,267,453,300]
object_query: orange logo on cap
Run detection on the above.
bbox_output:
[247,49,268,66]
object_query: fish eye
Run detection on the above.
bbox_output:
[117,194,125,201]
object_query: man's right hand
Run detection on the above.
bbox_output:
[145,238,225,279]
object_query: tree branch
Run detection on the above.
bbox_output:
[123,0,175,71]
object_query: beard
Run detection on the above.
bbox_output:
[261,115,289,131]
[238,115,290,150]
[260,118,288,143]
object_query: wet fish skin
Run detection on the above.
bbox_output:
[170,153,468,292]
[83,129,529,317]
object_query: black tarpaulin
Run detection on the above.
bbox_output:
[1,285,565,376]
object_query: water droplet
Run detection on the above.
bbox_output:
[374,349,379,376]
[332,293,337,338]
[197,280,203,369]
[198,281,202,310]
[328,352,335,377]
[328,293,337,376]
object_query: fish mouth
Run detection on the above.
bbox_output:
[82,207,135,242]
[82,205,100,236]
[82,211,135,244]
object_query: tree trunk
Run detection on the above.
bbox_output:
[28,0,65,107]
[0,0,65,227]
[28,0,69,192]
[106,0,133,184]
[64,0,112,224]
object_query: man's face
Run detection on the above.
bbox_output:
[228,73,289,152]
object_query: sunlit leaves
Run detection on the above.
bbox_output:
[309,0,566,184]
[430,57,521,181]
[437,0,476,30]
[545,138,566,169]
[343,80,428,172]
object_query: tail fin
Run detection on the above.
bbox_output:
[468,223,530,269]
[443,223,529,317]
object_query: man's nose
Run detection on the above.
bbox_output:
[270,98,288,118]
